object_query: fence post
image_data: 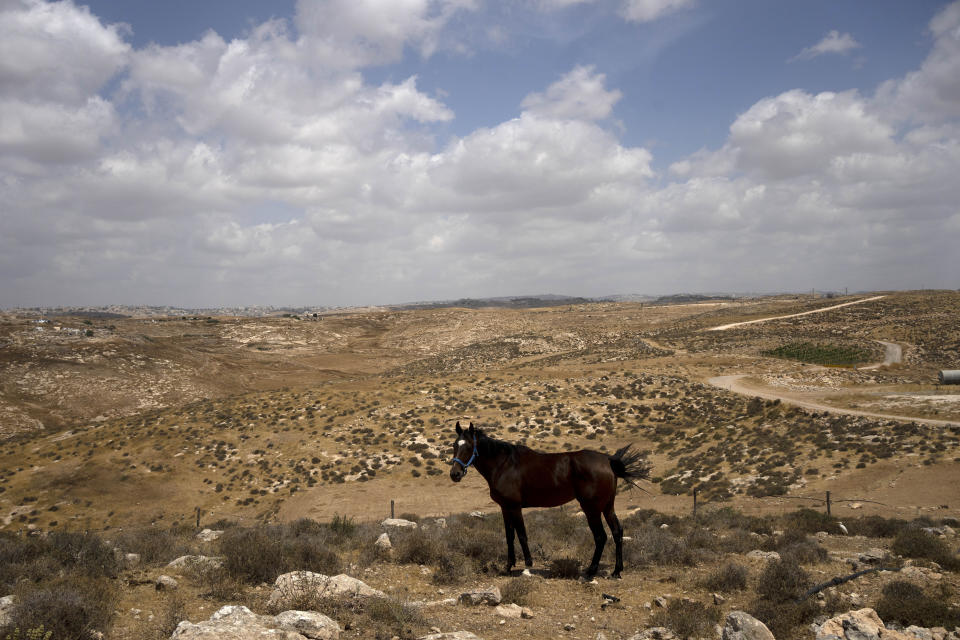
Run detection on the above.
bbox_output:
[693,487,698,517]
[196,506,201,529]
[825,491,831,516]
[391,500,395,519]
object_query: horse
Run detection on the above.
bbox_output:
[448,421,650,578]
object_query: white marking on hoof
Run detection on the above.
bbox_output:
[522,569,532,577]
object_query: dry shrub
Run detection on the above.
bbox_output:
[114,527,194,566]
[549,556,580,579]
[363,596,426,640]
[846,515,909,538]
[701,561,748,592]
[650,599,721,639]
[750,558,820,639]
[219,524,342,584]
[783,508,838,534]
[393,529,446,566]
[138,593,187,640]
[875,580,960,629]
[891,528,959,569]
[622,524,703,567]
[500,576,538,605]
[4,574,118,640]
[430,551,471,585]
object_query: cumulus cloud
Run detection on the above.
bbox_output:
[520,65,622,121]
[789,30,861,62]
[2,0,960,306]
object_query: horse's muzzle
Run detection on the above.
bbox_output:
[449,466,464,482]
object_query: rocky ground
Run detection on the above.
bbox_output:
[1,291,959,639]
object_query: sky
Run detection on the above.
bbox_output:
[1,0,959,308]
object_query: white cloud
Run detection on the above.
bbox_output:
[520,65,622,121]
[877,2,960,123]
[0,0,129,104]
[620,0,694,24]
[789,30,861,62]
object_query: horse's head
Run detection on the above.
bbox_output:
[449,421,478,482]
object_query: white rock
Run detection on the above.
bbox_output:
[458,587,501,606]
[418,632,482,640]
[722,611,775,640]
[274,610,341,640]
[495,603,523,619]
[172,605,304,639]
[374,533,392,550]
[156,575,179,591]
[269,572,384,609]
[0,595,15,627]
[381,518,418,531]
[745,550,780,561]
[196,529,224,543]
[167,555,225,570]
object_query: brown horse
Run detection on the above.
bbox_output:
[449,422,650,578]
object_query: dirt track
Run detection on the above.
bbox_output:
[706,295,887,331]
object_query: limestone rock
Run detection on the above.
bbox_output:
[0,595,15,627]
[722,611,775,640]
[374,533,392,550]
[815,608,884,640]
[858,549,887,565]
[167,555,226,571]
[381,518,418,531]
[196,529,224,543]
[123,552,142,568]
[156,575,179,591]
[457,587,501,606]
[269,572,384,609]
[494,603,522,619]
[746,550,781,561]
[171,605,304,640]
[273,610,341,640]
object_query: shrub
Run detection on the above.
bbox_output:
[784,509,837,534]
[650,599,721,639]
[875,580,960,628]
[364,596,426,640]
[114,528,193,565]
[219,525,342,584]
[5,574,118,640]
[891,528,959,569]
[702,561,748,592]
[430,552,471,585]
[500,576,537,605]
[393,529,446,566]
[750,557,820,639]
[549,557,581,579]
[846,515,908,538]
[621,524,704,567]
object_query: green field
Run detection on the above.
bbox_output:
[761,341,872,366]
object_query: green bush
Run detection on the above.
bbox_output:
[621,524,705,567]
[846,515,909,538]
[783,509,837,534]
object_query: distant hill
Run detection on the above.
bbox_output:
[394,294,593,310]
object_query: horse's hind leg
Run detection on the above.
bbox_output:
[603,506,624,578]
[583,508,607,577]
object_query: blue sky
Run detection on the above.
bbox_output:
[1,0,959,307]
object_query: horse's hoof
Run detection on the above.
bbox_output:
[610,572,622,580]
[522,568,533,577]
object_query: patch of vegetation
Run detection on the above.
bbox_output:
[218,524,341,584]
[701,561,749,592]
[762,341,871,366]
[750,558,822,639]
[500,576,538,605]
[548,556,581,579]
[650,598,721,639]
[875,580,960,629]
[890,527,960,569]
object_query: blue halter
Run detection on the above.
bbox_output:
[453,439,478,473]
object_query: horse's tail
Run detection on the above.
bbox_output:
[609,444,652,491]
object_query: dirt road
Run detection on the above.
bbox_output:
[708,373,958,426]
[707,295,886,331]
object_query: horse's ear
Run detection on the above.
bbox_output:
[468,422,475,434]
[455,422,462,435]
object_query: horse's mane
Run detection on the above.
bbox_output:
[475,428,530,460]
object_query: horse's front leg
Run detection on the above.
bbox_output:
[509,508,534,569]
[501,507,517,574]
